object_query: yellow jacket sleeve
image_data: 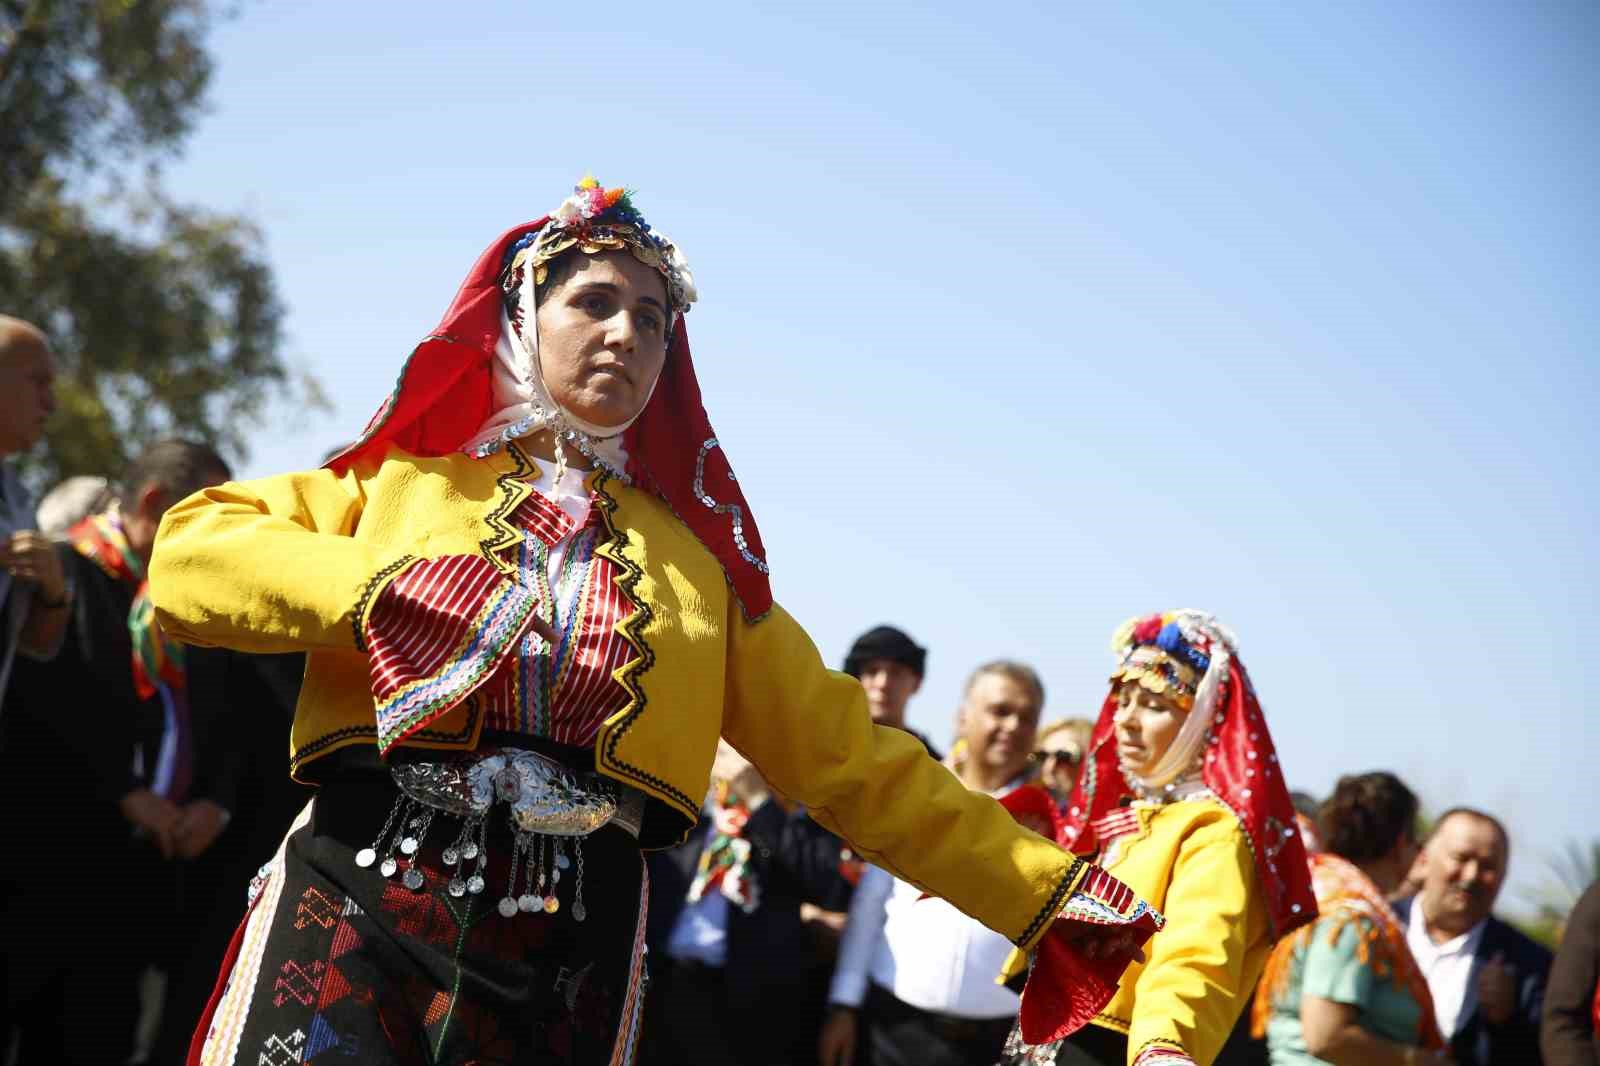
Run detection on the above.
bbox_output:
[1124,815,1268,1065]
[720,602,1078,949]
[149,465,409,654]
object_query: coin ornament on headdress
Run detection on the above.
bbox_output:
[503,175,698,316]
[1109,610,1236,711]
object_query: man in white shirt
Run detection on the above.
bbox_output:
[1396,807,1552,1065]
[817,660,1044,1066]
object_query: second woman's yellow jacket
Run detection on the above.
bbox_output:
[1086,797,1269,1065]
[149,442,1081,952]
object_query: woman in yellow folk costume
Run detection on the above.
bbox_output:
[149,178,1159,1066]
[1001,611,1317,1066]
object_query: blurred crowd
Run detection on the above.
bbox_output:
[0,310,1595,1066]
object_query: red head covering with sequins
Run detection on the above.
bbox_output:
[1061,613,1317,938]
[326,216,773,621]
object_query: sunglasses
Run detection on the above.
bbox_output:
[1032,748,1082,767]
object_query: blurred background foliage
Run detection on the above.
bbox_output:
[0,0,324,491]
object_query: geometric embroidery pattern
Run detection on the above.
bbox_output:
[258,1027,306,1066]
[302,1015,358,1060]
[272,959,326,1008]
[293,886,341,931]
[217,803,646,1064]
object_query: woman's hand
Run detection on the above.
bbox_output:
[1053,920,1147,964]
[817,1006,858,1066]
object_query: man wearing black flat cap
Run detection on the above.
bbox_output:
[842,624,939,758]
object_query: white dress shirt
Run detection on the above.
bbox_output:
[1406,900,1487,1037]
[829,771,1029,1021]
[828,864,1021,1019]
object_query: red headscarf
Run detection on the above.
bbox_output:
[326,216,773,621]
[1061,612,1316,939]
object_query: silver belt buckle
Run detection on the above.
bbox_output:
[392,748,617,837]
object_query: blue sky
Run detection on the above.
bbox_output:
[163,1,1596,913]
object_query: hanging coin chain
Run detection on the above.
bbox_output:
[356,793,591,922]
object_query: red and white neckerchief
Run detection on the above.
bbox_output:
[472,483,632,746]
[364,470,634,750]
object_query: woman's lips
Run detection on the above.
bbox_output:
[589,364,631,384]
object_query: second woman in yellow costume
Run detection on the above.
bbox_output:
[1002,610,1316,1066]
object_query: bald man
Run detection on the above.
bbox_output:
[0,315,67,697]
[1395,808,1553,1065]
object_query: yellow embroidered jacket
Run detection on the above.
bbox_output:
[149,443,1083,951]
[1083,797,1270,1065]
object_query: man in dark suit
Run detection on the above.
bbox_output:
[643,741,856,1066]
[0,439,234,1063]
[1395,807,1553,1065]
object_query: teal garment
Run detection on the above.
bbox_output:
[1266,914,1426,1065]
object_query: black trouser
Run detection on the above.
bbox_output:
[0,840,172,1065]
[862,982,1013,1066]
[646,959,745,1066]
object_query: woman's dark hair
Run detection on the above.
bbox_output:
[1317,771,1419,864]
[534,249,586,297]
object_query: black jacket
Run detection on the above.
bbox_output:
[1394,896,1553,1066]
[646,802,854,1021]
[0,549,152,857]
[1541,880,1600,1066]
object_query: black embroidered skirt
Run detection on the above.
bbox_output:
[190,770,649,1066]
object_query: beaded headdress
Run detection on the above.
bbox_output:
[1108,612,1225,711]
[501,177,697,322]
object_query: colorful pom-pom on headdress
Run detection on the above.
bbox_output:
[1109,610,1235,710]
[499,174,697,318]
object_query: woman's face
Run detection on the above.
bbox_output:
[1112,682,1189,779]
[1035,729,1083,794]
[536,251,671,428]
